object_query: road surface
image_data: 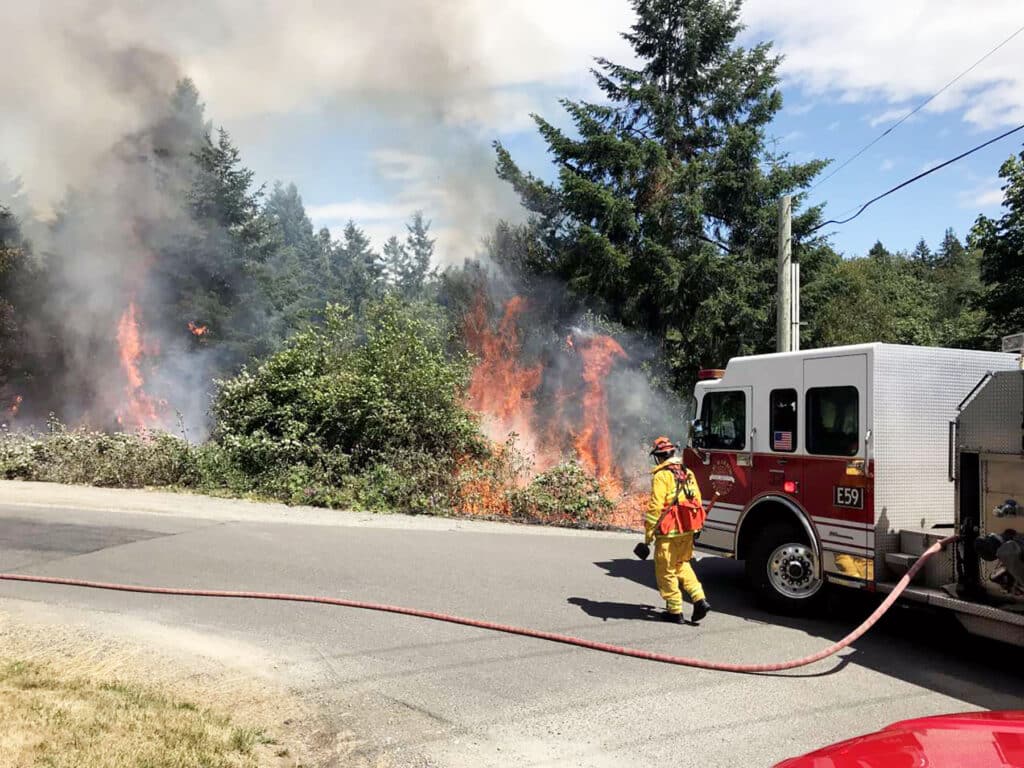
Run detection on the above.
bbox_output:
[1,480,1021,767]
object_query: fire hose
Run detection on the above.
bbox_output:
[0,536,953,674]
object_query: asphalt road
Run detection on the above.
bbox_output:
[1,481,1021,767]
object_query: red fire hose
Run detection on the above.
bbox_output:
[0,536,953,673]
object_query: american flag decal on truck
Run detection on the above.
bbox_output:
[773,431,793,450]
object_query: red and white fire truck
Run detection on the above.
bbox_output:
[685,340,1024,646]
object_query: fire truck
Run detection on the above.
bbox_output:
[685,338,1024,646]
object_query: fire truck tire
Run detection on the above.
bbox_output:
[746,521,825,613]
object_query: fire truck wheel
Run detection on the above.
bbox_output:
[746,521,824,613]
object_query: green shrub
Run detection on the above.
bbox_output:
[213,299,483,470]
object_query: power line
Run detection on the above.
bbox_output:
[810,22,1024,191]
[810,122,1024,233]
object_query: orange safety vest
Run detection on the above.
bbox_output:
[657,464,706,535]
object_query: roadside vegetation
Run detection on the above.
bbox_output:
[0,298,616,523]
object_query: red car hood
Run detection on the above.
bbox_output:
[775,711,1024,768]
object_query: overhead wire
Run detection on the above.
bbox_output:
[809,23,1024,191]
[809,122,1024,232]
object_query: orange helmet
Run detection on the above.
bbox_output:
[649,436,677,455]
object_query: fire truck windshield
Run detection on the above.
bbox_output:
[700,390,747,451]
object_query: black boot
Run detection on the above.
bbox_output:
[660,611,684,624]
[691,599,711,623]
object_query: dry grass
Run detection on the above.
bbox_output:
[0,601,397,768]
[0,656,292,768]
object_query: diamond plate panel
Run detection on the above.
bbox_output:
[873,346,1017,575]
[959,370,1024,455]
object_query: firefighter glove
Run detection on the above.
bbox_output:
[634,541,651,560]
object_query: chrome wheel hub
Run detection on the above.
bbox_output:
[767,543,822,599]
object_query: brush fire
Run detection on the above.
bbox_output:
[463,295,661,530]
[114,301,166,431]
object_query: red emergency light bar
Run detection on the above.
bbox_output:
[697,369,725,380]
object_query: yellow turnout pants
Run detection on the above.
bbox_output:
[654,533,705,614]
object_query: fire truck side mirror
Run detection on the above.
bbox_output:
[690,419,706,449]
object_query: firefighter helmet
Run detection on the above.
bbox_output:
[649,436,677,455]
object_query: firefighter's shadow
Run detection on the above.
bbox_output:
[587,557,753,619]
[592,558,660,591]
[566,597,661,622]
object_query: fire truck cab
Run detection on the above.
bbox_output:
[685,342,1021,637]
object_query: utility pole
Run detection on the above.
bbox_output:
[776,195,793,352]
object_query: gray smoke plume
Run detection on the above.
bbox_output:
[3,1,544,260]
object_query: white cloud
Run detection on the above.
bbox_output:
[880,159,895,172]
[743,0,1024,129]
[868,107,912,128]
[828,121,841,131]
[959,184,1005,209]
[789,102,815,115]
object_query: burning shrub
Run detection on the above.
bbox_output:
[455,435,533,517]
[507,462,614,527]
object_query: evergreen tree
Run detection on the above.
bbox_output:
[404,211,436,294]
[261,181,327,327]
[379,212,437,298]
[971,149,1024,345]
[867,240,891,260]
[932,228,983,347]
[492,0,829,386]
[911,237,933,265]
[381,235,409,289]
[329,221,383,312]
[936,227,966,268]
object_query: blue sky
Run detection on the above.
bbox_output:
[7,0,1024,262]
[219,0,1023,263]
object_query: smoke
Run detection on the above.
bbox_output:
[2,1,617,260]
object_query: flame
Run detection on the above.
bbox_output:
[116,301,162,430]
[5,394,22,419]
[465,296,546,463]
[463,294,644,527]
[571,334,627,497]
[188,321,208,336]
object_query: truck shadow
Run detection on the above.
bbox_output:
[584,555,1024,710]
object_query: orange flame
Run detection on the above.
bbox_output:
[465,297,546,463]
[463,295,642,527]
[5,394,22,419]
[116,301,162,430]
[188,321,208,337]
[571,334,627,497]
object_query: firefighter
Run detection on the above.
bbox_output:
[645,436,712,624]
